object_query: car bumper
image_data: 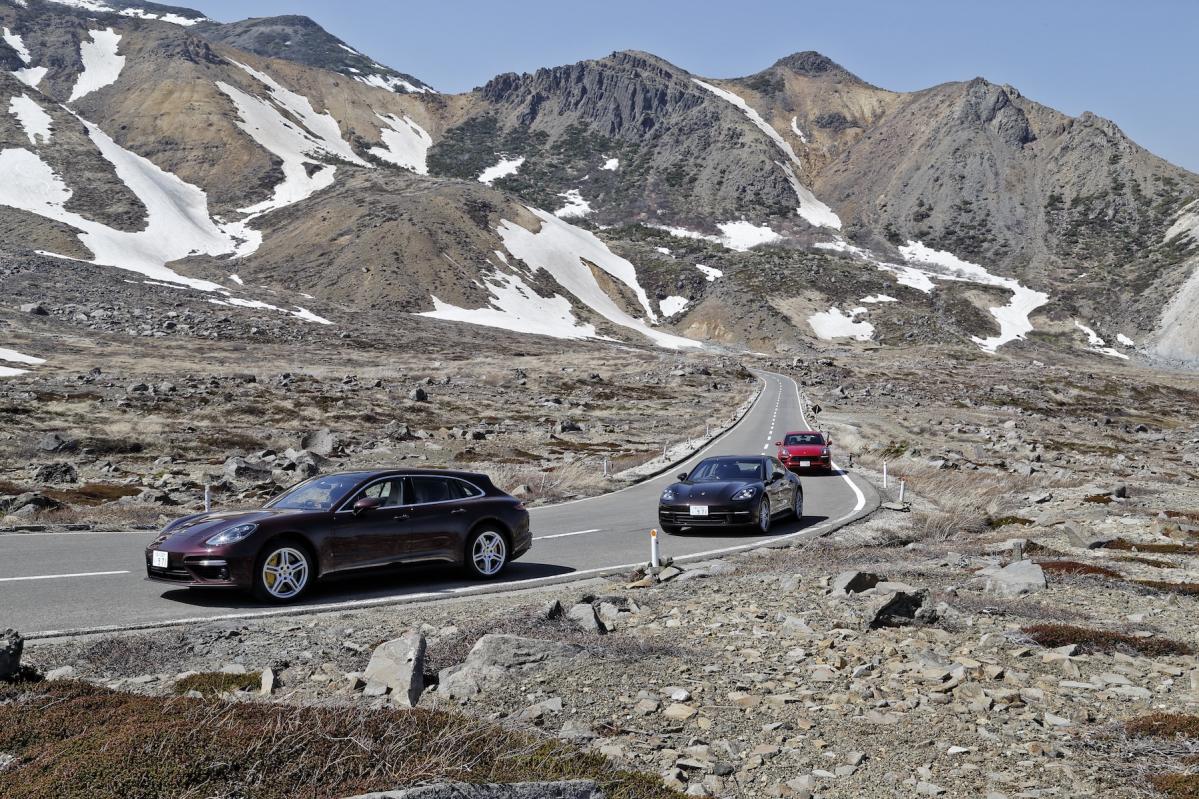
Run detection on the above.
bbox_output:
[658,504,755,527]
[781,456,832,471]
[145,548,253,588]
[510,512,533,560]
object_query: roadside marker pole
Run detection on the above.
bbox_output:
[883,461,888,489]
[603,458,609,477]
[663,442,668,459]
[204,484,211,513]
[650,528,661,569]
[899,480,906,503]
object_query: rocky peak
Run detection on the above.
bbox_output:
[955,78,1034,146]
[773,50,843,76]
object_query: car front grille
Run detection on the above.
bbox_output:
[659,505,753,526]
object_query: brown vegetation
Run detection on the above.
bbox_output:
[1021,623,1193,657]
[1036,560,1123,578]
[1126,713,1199,739]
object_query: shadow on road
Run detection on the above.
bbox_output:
[156,560,576,609]
[660,514,830,539]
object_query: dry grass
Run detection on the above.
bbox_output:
[1037,560,1123,578]
[1104,539,1199,555]
[1021,623,1193,657]
[886,459,1030,544]
[1149,774,1199,799]
[1127,714,1199,739]
[0,681,680,799]
[174,671,261,696]
[1136,580,1199,597]
[1120,555,1176,568]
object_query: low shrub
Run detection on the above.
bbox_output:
[1150,773,1199,799]
[1119,555,1175,568]
[1021,623,1193,657]
[1103,539,1199,555]
[0,681,682,799]
[1036,560,1122,578]
[1126,713,1199,739]
[1136,580,1199,597]
[174,672,261,696]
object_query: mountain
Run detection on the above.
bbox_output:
[1,2,1197,367]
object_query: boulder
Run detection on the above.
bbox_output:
[20,302,47,315]
[300,428,341,458]
[831,571,883,594]
[223,456,274,482]
[566,603,603,634]
[979,559,1046,597]
[37,432,76,453]
[342,781,604,799]
[865,589,932,629]
[363,631,426,707]
[33,462,78,484]
[408,388,429,402]
[0,629,23,681]
[557,419,583,433]
[438,635,588,701]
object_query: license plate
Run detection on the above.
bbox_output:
[689,506,709,517]
[152,550,168,568]
[800,460,811,467]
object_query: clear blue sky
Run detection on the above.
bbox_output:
[190,0,1199,173]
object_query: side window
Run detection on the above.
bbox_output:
[450,479,484,500]
[355,478,404,507]
[410,476,454,505]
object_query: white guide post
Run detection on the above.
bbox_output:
[650,528,661,569]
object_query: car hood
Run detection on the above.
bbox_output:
[160,508,311,544]
[665,480,759,503]
[782,445,826,456]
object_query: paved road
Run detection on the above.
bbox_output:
[0,371,877,637]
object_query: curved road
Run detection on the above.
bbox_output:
[0,372,877,638]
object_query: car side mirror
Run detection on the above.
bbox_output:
[774,441,782,447]
[677,472,689,482]
[353,496,382,514]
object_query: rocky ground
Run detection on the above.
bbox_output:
[11,338,1199,798]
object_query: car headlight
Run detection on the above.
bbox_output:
[204,523,257,547]
[731,487,757,501]
[822,448,830,456]
[661,488,676,502]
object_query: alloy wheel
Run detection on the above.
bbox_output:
[262,546,309,600]
[472,531,507,576]
[758,499,771,533]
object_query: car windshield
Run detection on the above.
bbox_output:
[784,433,824,446]
[687,458,763,482]
[268,474,365,510]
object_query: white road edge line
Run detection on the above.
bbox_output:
[534,528,601,540]
[0,570,130,583]
[790,373,865,513]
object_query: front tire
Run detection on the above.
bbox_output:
[754,497,772,534]
[465,528,509,579]
[792,489,804,519]
[253,539,312,603]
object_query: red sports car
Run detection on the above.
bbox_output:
[775,431,834,473]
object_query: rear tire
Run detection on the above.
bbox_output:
[465,528,509,579]
[253,538,313,604]
[792,489,804,519]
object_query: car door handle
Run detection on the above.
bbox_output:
[450,508,467,515]
[393,514,410,521]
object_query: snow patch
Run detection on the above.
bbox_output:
[649,222,780,252]
[210,298,333,325]
[1074,321,1130,360]
[692,78,840,230]
[8,94,52,145]
[2,26,32,63]
[495,208,702,350]
[899,241,1050,353]
[478,156,524,185]
[790,116,808,144]
[420,269,599,341]
[659,295,689,317]
[861,294,896,304]
[601,157,620,171]
[695,264,722,282]
[228,274,243,285]
[369,113,431,174]
[68,28,125,102]
[655,246,671,255]
[1116,333,1135,347]
[14,66,47,88]
[553,188,591,219]
[809,307,874,341]
[353,73,435,94]
[0,347,45,365]
[42,0,205,24]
